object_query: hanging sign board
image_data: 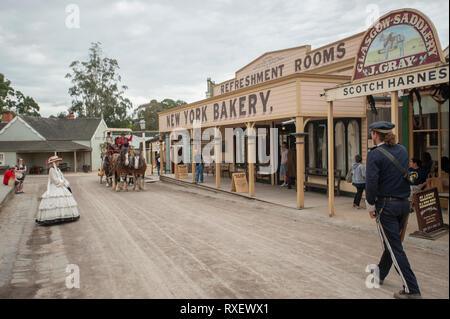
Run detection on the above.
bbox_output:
[325,64,448,101]
[353,9,444,81]
[176,164,189,179]
[410,188,449,240]
[231,172,249,193]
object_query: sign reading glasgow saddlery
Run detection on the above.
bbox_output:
[353,9,444,80]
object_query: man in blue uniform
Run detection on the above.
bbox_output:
[365,121,421,299]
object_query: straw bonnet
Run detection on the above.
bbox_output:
[47,155,62,165]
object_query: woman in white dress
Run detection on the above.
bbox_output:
[36,155,80,225]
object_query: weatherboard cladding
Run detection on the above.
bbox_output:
[20,116,102,141]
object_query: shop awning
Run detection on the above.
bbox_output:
[0,140,91,153]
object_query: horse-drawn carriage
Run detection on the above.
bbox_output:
[99,128,147,191]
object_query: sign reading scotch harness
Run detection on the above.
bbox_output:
[175,164,189,179]
[231,173,249,193]
[410,188,449,240]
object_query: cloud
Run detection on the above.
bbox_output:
[0,0,448,119]
[112,0,147,16]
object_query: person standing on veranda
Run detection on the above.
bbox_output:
[286,146,296,189]
[194,153,204,184]
[280,142,289,187]
[36,155,80,225]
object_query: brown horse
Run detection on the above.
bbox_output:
[112,149,133,192]
[130,151,147,191]
[100,152,115,187]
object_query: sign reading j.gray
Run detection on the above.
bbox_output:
[326,65,448,101]
[166,90,272,128]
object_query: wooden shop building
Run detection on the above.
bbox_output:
[158,8,449,215]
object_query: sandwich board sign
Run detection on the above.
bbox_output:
[176,164,189,179]
[410,188,449,240]
[231,172,249,193]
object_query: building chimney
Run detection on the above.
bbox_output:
[67,112,75,119]
[1,111,14,123]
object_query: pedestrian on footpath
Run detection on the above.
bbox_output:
[15,158,27,194]
[156,154,161,176]
[351,154,365,209]
[365,121,421,299]
[3,166,15,186]
[286,146,296,189]
[194,153,204,184]
[280,142,288,187]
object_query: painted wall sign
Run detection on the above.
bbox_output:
[160,80,300,132]
[164,90,272,129]
[217,42,349,95]
[326,65,448,101]
[219,66,285,94]
[353,9,444,81]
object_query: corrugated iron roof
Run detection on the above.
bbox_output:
[20,116,102,141]
[0,140,91,152]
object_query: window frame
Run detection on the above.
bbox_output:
[305,118,362,178]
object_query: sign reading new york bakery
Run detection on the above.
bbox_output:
[160,81,298,131]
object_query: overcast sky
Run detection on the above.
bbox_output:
[0,0,448,117]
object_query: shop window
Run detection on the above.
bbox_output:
[317,124,327,169]
[306,119,360,174]
[413,96,438,130]
[0,153,4,166]
[347,120,360,173]
[335,121,346,175]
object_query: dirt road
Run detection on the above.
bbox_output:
[0,174,448,298]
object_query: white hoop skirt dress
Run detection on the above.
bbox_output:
[36,166,80,225]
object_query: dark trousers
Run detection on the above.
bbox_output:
[353,183,365,206]
[195,164,204,183]
[377,200,420,294]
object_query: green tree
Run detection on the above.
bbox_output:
[50,111,69,119]
[65,42,132,127]
[131,98,186,131]
[0,73,40,116]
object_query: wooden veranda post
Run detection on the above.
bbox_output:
[296,116,305,209]
[215,127,221,188]
[327,101,335,217]
[391,91,399,139]
[191,129,196,182]
[247,122,256,197]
